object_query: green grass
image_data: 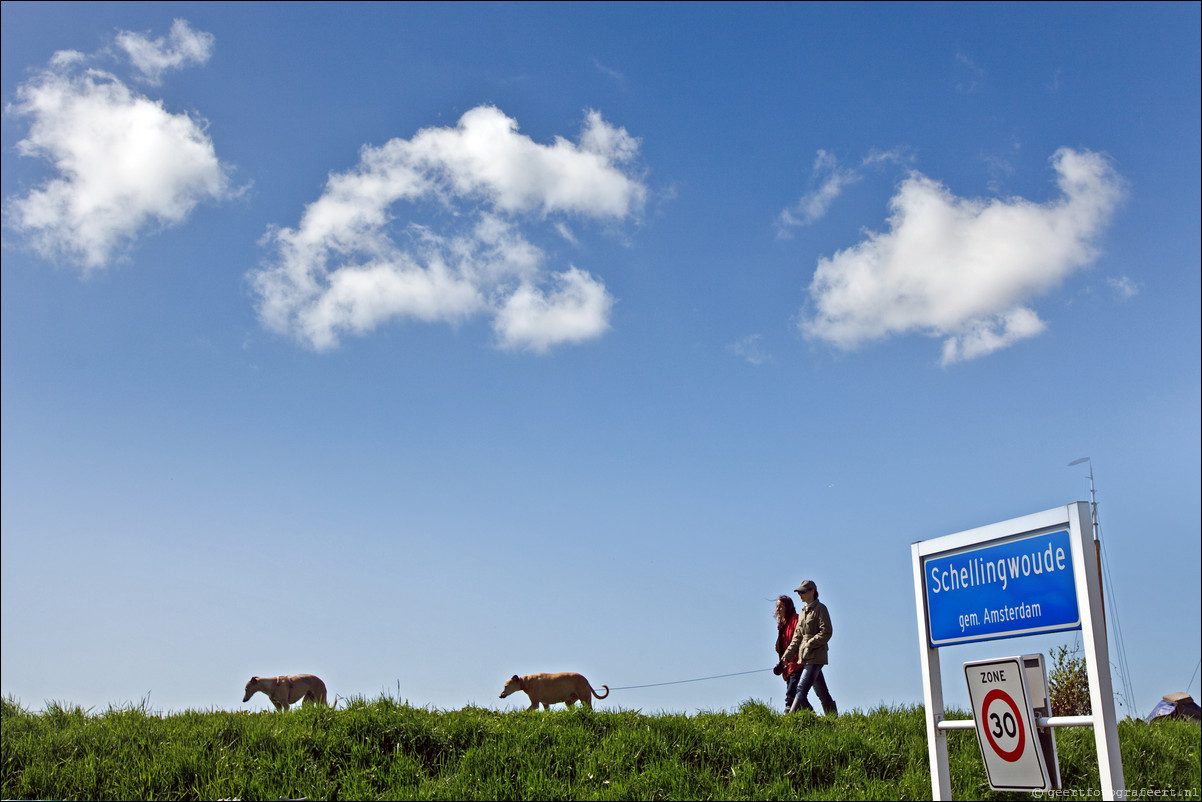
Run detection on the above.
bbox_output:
[2,695,1198,800]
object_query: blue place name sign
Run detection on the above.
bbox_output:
[924,528,1080,647]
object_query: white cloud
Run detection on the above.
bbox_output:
[955,51,985,94]
[800,148,1124,365]
[727,334,772,366]
[593,58,629,90]
[861,147,914,168]
[116,19,214,85]
[777,150,860,235]
[1047,68,1063,93]
[554,222,579,245]
[1107,275,1139,301]
[493,266,614,353]
[4,34,234,272]
[939,306,1047,364]
[251,106,645,353]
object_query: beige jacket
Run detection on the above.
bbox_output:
[782,599,832,666]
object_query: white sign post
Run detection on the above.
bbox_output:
[911,503,1124,800]
[964,656,1051,792]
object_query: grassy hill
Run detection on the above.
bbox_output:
[3,694,1198,800]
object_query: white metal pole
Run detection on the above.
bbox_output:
[1068,501,1125,798]
[913,542,952,799]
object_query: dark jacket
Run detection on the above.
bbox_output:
[782,599,832,666]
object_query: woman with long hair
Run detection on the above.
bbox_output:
[774,594,801,712]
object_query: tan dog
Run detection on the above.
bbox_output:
[500,672,609,710]
[242,674,331,710]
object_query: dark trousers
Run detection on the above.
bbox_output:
[788,663,837,715]
[784,669,802,712]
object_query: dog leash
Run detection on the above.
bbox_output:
[607,667,772,691]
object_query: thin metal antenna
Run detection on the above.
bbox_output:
[1068,457,1099,542]
[1068,457,1138,717]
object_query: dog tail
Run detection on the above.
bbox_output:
[592,684,610,699]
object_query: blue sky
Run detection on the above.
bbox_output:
[2,2,1198,721]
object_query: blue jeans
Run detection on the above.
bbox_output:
[788,663,836,715]
[784,669,802,712]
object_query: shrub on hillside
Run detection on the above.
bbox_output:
[1049,644,1091,716]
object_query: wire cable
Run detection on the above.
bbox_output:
[1098,533,1138,716]
[608,668,773,691]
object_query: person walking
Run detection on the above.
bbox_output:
[773,595,802,712]
[781,579,838,716]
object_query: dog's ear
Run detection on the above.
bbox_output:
[249,676,258,682]
[511,674,520,681]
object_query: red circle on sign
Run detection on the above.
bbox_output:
[981,688,1026,762]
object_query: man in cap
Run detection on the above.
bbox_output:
[780,579,838,716]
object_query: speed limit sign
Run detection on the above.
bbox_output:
[964,657,1051,791]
